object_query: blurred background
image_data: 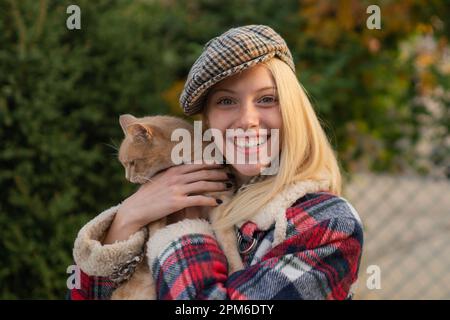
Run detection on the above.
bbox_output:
[0,0,449,299]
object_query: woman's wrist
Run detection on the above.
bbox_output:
[102,207,145,244]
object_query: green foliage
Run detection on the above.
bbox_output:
[0,0,448,298]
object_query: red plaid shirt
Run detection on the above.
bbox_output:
[69,192,363,300]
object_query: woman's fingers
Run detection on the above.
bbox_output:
[181,169,229,184]
[182,180,229,195]
[184,195,220,208]
[176,163,224,174]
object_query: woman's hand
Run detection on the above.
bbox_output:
[103,163,230,244]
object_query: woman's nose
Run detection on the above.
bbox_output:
[238,100,260,129]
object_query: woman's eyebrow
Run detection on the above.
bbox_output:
[256,86,276,92]
[210,86,276,95]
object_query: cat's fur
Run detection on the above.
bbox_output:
[111,114,243,300]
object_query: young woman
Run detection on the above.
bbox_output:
[69,25,363,300]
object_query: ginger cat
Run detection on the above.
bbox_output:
[111,114,243,300]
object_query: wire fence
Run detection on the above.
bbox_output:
[342,172,450,299]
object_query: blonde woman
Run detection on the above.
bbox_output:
[69,25,363,300]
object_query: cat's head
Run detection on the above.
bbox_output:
[118,114,177,184]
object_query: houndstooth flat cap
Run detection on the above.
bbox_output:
[179,25,295,115]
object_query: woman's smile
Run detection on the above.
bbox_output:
[226,131,272,158]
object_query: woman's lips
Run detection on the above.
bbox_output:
[228,135,271,156]
[234,135,268,147]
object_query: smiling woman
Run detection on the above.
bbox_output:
[69,24,363,300]
[204,64,283,179]
[202,57,344,232]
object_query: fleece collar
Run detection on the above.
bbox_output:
[235,179,331,247]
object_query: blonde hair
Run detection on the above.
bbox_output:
[203,57,342,230]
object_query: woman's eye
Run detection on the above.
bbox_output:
[217,98,235,105]
[259,96,277,104]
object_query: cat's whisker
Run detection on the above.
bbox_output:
[133,175,154,184]
[103,140,120,152]
[141,176,154,184]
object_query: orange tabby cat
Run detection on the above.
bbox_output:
[111,114,243,300]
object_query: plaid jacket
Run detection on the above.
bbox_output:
[69,186,363,300]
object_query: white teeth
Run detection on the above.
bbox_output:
[234,136,268,148]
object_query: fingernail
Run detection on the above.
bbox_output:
[226,173,235,179]
[216,199,223,204]
[225,182,232,188]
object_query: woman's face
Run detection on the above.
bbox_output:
[205,64,283,178]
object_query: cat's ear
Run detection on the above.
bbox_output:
[127,123,153,142]
[119,114,138,135]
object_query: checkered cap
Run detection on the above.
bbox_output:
[179,25,295,115]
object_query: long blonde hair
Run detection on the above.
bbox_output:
[203,57,342,230]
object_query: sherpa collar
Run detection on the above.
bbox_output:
[235,179,331,248]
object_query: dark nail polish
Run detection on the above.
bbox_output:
[225,182,232,188]
[226,173,235,179]
[216,199,223,204]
